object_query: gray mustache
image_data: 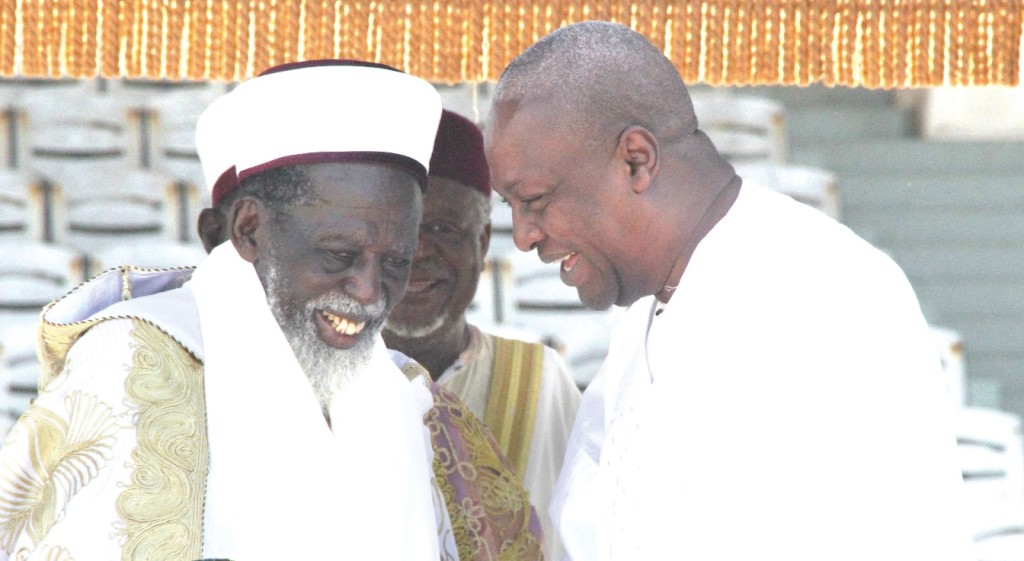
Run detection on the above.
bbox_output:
[306,292,386,321]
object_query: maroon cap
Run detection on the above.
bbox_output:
[428,109,491,197]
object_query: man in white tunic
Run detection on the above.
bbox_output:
[384,109,581,560]
[483,21,976,561]
[0,60,541,561]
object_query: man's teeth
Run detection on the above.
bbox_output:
[561,253,575,272]
[321,311,366,335]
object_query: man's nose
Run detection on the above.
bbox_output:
[344,259,382,305]
[512,215,543,252]
[413,232,434,261]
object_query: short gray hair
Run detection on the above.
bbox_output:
[494,21,696,143]
[216,165,315,222]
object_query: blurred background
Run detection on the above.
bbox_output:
[0,1,1021,558]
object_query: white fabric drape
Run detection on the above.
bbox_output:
[551,183,974,561]
[192,241,440,561]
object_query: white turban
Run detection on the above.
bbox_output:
[195,60,442,205]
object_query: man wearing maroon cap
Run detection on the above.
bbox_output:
[385,109,581,561]
[0,62,541,561]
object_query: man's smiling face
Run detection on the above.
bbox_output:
[255,161,421,367]
[384,176,489,339]
[485,100,642,310]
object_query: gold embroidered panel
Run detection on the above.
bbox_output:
[426,384,543,561]
[116,321,207,561]
[0,393,118,556]
[0,1,1020,87]
[36,317,103,392]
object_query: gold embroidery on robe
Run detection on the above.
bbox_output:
[36,318,104,391]
[12,544,75,560]
[37,266,194,391]
[426,385,543,561]
[115,321,207,561]
[0,392,118,554]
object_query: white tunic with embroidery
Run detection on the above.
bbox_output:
[550,182,975,561]
[438,325,581,560]
[0,243,449,561]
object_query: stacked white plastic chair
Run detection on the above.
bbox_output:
[21,83,143,166]
[0,343,13,438]
[91,240,207,276]
[41,164,182,250]
[467,253,514,328]
[0,240,85,329]
[21,85,185,249]
[693,92,844,222]
[691,92,788,164]
[486,190,516,260]
[0,77,227,429]
[931,325,968,408]
[0,323,41,437]
[932,326,1024,560]
[734,161,842,220]
[956,406,1024,560]
[142,82,228,239]
[0,169,50,242]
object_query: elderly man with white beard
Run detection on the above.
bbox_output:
[0,60,542,561]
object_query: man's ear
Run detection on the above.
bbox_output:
[228,197,264,264]
[617,125,659,194]
[197,208,227,254]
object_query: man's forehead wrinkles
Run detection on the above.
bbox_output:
[305,194,377,213]
[313,196,375,209]
[314,221,377,243]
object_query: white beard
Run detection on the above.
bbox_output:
[265,262,385,414]
[383,313,446,339]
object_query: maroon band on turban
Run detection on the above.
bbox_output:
[199,59,439,206]
[428,109,491,198]
[259,58,402,77]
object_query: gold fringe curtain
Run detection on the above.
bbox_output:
[0,0,1021,87]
